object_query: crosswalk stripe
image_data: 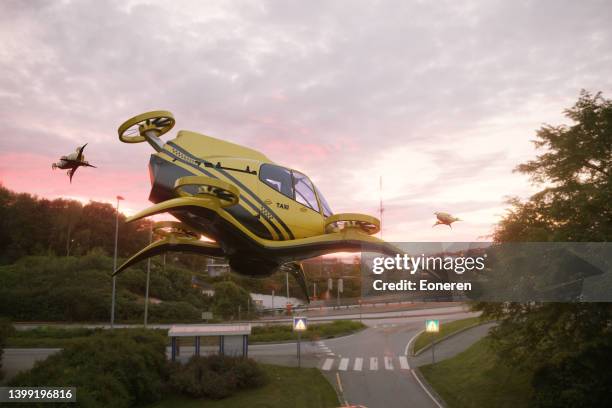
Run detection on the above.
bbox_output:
[322,358,334,371]
[370,357,378,370]
[354,357,363,371]
[399,356,410,370]
[384,356,394,370]
[338,358,349,371]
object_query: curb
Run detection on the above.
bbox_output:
[411,321,494,357]
[411,368,446,408]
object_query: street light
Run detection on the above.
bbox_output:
[144,223,152,328]
[110,195,124,329]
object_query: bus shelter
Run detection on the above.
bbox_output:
[168,324,251,362]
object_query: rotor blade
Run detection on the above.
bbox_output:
[113,237,223,276]
[126,196,217,223]
[68,167,77,183]
[76,143,87,162]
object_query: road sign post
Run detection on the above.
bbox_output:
[425,319,440,364]
[293,317,308,368]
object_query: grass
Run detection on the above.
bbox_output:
[250,320,364,343]
[7,320,364,348]
[148,364,339,408]
[420,338,532,408]
[413,316,482,354]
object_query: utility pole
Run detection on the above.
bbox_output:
[110,195,124,329]
[286,271,290,300]
[379,175,384,240]
[144,223,152,328]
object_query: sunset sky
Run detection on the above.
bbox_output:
[1,0,611,241]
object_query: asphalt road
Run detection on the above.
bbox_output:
[169,306,481,408]
[3,306,487,408]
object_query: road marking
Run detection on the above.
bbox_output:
[336,372,347,406]
[411,369,444,408]
[370,357,378,370]
[338,358,349,371]
[354,357,363,371]
[399,355,410,370]
[384,356,394,370]
[405,329,425,356]
[322,358,334,371]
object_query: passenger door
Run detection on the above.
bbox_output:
[258,164,296,240]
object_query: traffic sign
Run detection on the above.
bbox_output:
[293,317,308,331]
[425,319,440,333]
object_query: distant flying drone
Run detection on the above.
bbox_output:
[432,212,461,228]
[112,110,401,301]
[52,144,96,182]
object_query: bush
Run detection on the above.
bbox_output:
[0,254,208,323]
[9,329,167,407]
[0,318,14,380]
[169,355,267,399]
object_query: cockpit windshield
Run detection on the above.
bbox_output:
[259,163,333,216]
[293,171,319,212]
[315,185,333,217]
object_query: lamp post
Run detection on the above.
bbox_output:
[110,195,124,329]
[144,223,152,328]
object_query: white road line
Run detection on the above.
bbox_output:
[399,355,410,370]
[322,358,334,371]
[384,356,394,370]
[370,357,378,370]
[338,358,349,371]
[405,329,425,356]
[411,369,444,408]
[354,357,363,371]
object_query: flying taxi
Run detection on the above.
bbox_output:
[113,111,400,300]
[52,144,96,182]
[432,212,461,228]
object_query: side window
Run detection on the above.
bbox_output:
[259,164,293,198]
[292,171,320,212]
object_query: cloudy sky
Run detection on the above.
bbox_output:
[1,0,611,241]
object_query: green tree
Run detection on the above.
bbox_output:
[474,91,612,406]
[212,281,252,320]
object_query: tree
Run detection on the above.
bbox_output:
[474,91,612,406]
[212,281,252,320]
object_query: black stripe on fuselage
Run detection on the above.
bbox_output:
[160,144,283,240]
[167,141,295,240]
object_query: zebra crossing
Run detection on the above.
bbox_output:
[321,355,411,372]
[314,340,334,356]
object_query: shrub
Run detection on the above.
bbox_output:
[169,355,267,399]
[9,329,167,407]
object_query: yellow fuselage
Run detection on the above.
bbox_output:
[149,130,328,241]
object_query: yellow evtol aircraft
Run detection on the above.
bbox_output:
[113,111,398,300]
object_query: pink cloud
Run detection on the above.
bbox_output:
[0,152,153,216]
